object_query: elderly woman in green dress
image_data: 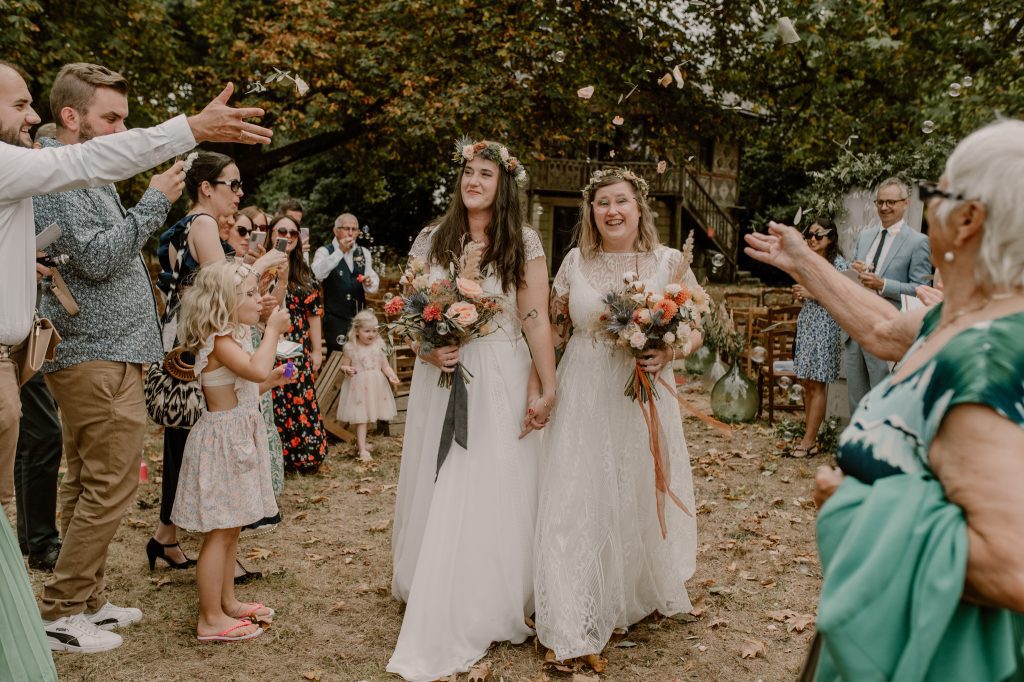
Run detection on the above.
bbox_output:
[746,119,1024,680]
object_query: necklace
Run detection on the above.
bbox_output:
[938,292,1017,331]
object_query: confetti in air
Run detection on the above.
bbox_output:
[793,207,803,226]
[656,160,667,174]
[672,65,685,89]
[658,72,673,88]
[777,17,800,44]
[246,67,310,97]
[577,85,595,100]
[612,115,625,126]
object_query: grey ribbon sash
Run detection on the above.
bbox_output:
[435,362,469,481]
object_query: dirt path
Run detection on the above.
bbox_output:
[39,384,823,681]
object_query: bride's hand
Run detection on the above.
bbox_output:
[519,392,555,439]
[638,347,674,375]
[420,345,460,373]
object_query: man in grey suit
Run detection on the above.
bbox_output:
[845,177,932,409]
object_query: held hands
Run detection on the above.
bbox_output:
[813,465,845,509]
[520,392,556,439]
[150,160,186,203]
[420,345,460,374]
[187,83,273,145]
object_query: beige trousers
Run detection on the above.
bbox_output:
[0,359,21,511]
[40,361,145,620]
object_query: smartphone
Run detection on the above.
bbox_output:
[274,236,289,252]
[249,230,266,249]
[299,227,309,244]
[36,223,62,250]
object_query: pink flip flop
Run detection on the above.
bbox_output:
[230,602,275,621]
[197,620,263,643]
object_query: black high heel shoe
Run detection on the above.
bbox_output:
[233,560,263,585]
[146,537,197,570]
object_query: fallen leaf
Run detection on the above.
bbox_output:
[301,537,321,546]
[767,609,797,622]
[741,571,757,581]
[292,511,308,521]
[246,547,271,561]
[741,638,767,659]
[308,495,328,504]
[583,654,607,673]
[125,517,147,528]
[356,486,373,495]
[305,553,325,561]
[727,561,737,572]
[708,618,729,629]
[329,600,347,613]
[615,639,638,647]
[788,613,816,632]
[149,576,171,588]
[467,661,491,681]
[369,520,391,533]
[302,670,323,681]
[355,583,372,594]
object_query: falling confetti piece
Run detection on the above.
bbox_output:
[295,76,309,96]
[657,160,667,174]
[658,72,673,87]
[609,150,616,158]
[245,81,267,95]
[622,83,639,101]
[672,64,685,89]
[793,207,803,225]
[612,115,625,126]
[576,85,595,100]
[777,17,800,44]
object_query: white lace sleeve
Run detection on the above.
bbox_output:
[523,226,545,262]
[552,248,576,297]
[408,225,436,262]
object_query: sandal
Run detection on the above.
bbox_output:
[197,619,263,643]
[228,602,275,621]
[807,445,821,457]
[233,560,263,586]
[357,450,374,462]
[789,446,811,458]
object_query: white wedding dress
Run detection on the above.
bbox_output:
[534,246,698,660]
[388,226,545,681]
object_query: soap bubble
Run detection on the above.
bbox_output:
[777,376,792,391]
[336,334,347,346]
[750,346,767,364]
[711,253,726,267]
[948,82,961,98]
[921,120,935,134]
[788,383,804,402]
[552,50,565,63]
[384,292,394,302]
[962,76,973,88]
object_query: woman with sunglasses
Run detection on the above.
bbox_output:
[745,120,1024,678]
[789,219,849,457]
[263,216,328,474]
[149,152,285,576]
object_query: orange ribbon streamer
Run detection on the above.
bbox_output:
[633,366,692,540]
[657,376,734,437]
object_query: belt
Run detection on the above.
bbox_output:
[0,340,25,360]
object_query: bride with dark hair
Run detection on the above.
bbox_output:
[388,139,557,681]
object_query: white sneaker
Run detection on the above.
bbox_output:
[44,614,123,653]
[85,602,143,630]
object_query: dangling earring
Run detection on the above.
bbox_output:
[943,251,955,263]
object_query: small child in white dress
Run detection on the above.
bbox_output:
[337,309,399,461]
[171,260,295,643]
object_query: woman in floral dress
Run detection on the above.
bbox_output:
[266,215,328,473]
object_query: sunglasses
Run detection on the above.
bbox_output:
[210,179,244,193]
[275,227,300,238]
[235,226,250,238]
[805,231,831,241]
[917,180,968,205]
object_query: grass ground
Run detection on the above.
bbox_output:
[35,380,824,682]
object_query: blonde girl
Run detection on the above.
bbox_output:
[171,260,293,642]
[338,309,399,461]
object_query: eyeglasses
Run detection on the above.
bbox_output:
[235,226,250,238]
[275,227,300,238]
[917,180,968,206]
[210,179,244,194]
[874,197,908,208]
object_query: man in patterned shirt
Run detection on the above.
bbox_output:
[32,63,188,652]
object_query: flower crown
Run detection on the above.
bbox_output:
[452,136,528,185]
[582,167,650,200]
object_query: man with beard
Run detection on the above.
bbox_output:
[0,59,272,657]
[31,62,187,651]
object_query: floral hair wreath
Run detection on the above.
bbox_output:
[452,136,528,185]
[582,167,650,201]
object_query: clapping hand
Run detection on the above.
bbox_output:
[743,221,815,276]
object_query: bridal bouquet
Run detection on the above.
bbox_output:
[598,271,709,401]
[383,241,502,389]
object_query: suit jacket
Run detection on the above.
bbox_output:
[853,223,932,308]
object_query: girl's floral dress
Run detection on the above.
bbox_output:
[272,286,328,473]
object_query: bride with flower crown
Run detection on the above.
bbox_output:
[533,168,705,665]
[387,139,557,681]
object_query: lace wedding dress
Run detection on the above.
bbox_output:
[387,226,545,681]
[534,246,698,660]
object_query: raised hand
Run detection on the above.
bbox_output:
[743,221,815,277]
[187,83,273,145]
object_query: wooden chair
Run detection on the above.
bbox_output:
[725,291,759,311]
[761,287,796,307]
[756,322,802,423]
[315,352,355,442]
[731,307,759,375]
[767,304,802,326]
